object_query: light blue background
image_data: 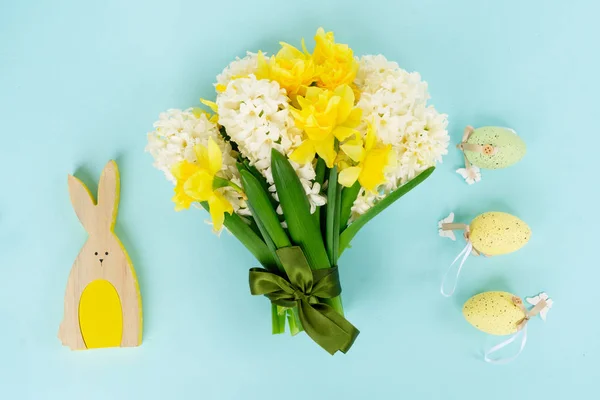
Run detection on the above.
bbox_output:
[1,0,597,398]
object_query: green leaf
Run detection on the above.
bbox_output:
[271,149,330,270]
[326,167,341,266]
[239,161,284,223]
[241,162,277,204]
[246,215,265,240]
[239,169,289,274]
[247,202,285,272]
[200,202,277,270]
[240,169,291,249]
[339,181,360,233]
[339,167,435,256]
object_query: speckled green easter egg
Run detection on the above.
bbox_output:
[469,212,531,256]
[463,291,526,335]
[465,126,526,169]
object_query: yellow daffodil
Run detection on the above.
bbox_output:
[171,137,237,232]
[172,161,200,211]
[255,42,316,97]
[338,124,395,192]
[195,99,219,124]
[312,28,358,91]
[200,98,218,114]
[289,84,362,168]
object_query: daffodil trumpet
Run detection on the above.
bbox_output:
[146,27,449,354]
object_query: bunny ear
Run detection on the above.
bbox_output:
[97,160,120,231]
[68,174,97,233]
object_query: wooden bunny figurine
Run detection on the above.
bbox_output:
[58,160,142,350]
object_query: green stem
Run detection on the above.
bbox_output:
[213,176,246,198]
[271,304,286,335]
[333,183,342,266]
[324,166,345,316]
[287,308,303,336]
[313,158,327,228]
[326,166,339,266]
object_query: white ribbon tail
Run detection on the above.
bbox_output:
[440,242,473,297]
[484,325,528,364]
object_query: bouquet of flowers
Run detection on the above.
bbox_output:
[146,28,449,354]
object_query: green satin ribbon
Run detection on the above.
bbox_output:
[249,246,359,355]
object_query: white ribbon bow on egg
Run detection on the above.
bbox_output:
[438,213,485,297]
[484,293,552,364]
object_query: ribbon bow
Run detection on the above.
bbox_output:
[457,125,498,168]
[484,296,548,364]
[439,223,485,297]
[513,296,547,330]
[249,246,359,355]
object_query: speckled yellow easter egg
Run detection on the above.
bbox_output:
[463,291,526,335]
[465,126,526,169]
[469,212,531,256]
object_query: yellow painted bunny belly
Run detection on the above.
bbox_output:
[79,280,123,348]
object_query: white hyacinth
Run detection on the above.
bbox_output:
[216,74,326,212]
[354,54,403,95]
[215,52,260,92]
[145,108,250,215]
[350,55,450,221]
